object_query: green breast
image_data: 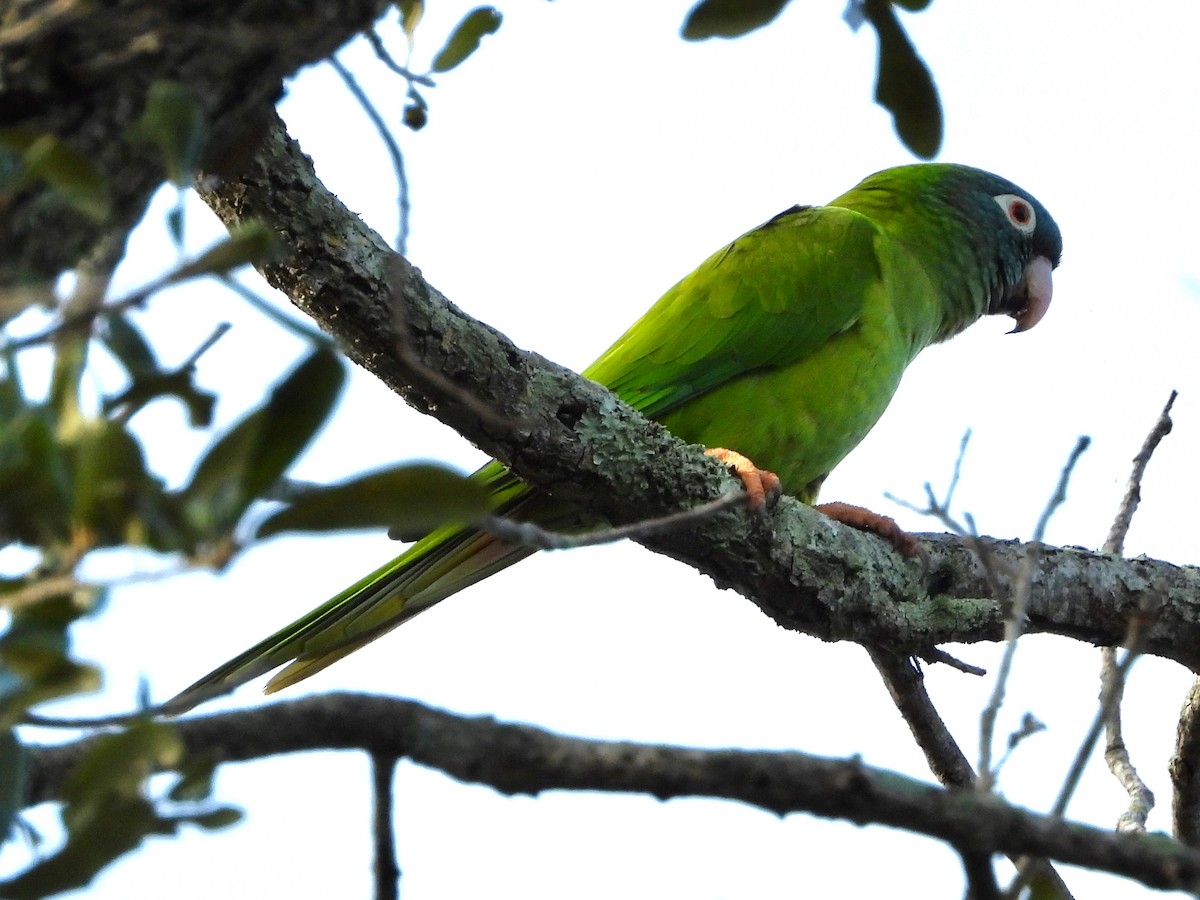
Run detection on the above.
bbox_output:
[655,279,908,502]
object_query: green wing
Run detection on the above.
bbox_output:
[167,204,891,711]
[586,204,880,418]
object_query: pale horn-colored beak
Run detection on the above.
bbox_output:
[1010,255,1054,333]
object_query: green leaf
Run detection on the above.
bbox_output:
[0,795,157,899]
[166,755,219,803]
[0,405,75,547]
[104,370,218,429]
[169,221,277,282]
[69,418,169,548]
[189,807,244,830]
[257,463,492,539]
[0,721,179,898]
[681,0,791,40]
[0,624,101,729]
[0,128,110,221]
[431,7,502,73]
[398,0,424,40]
[62,722,181,806]
[182,347,346,538]
[864,0,942,158]
[101,316,219,428]
[0,717,243,895]
[62,721,184,806]
[132,80,207,187]
[101,314,159,378]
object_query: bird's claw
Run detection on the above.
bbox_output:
[705,447,781,511]
[815,501,926,567]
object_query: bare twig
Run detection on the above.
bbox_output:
[218,274,332,345]
[991,712,1046,777]
[6,274,164,352]
[1092,393,1176,833]
[887,432,1014,599]
[481,493,743,551]
[1032,437,1091,545]
[868,650,1043,897]
[1052,595,1159,820]
[943,428,972,511]
[0,0,88,48]
[980,437,1090,790]
[1102,646,1156,833]
[364,27,436,86]
[372,753,400,900]
[918,647,986,677]
[329,55,411,254]
[1104,390,1176,556]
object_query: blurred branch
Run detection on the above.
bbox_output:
[372,753,400,900]
[22,693,1200,893]
[958,848,1001,900]
[329,55,411,254]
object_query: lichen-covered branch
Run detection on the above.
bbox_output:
[195,117,1200,673]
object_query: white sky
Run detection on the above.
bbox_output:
[5,1,1200,897]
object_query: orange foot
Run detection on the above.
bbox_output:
[816,501,922,559]
[705,448,781,510]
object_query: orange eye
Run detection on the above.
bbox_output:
[993,193,1037,235]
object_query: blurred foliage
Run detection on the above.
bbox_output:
[130,81,207,189]
[0,130,112,222]
[257,462,491,540]
[0,721,240,899]
[431,6,503,73]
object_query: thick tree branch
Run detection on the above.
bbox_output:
[22,694,1200,892]
[194,116,1200,673]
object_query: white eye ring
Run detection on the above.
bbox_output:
[994,193,1037,235]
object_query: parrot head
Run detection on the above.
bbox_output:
[980,184,1061,333]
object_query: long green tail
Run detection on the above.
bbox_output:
[165,465,570,713]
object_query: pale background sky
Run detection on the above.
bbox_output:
[4,1,1200,896]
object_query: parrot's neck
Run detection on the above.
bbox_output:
[829,188,998,345]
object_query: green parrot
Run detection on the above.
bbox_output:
[167,163,1062,712]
